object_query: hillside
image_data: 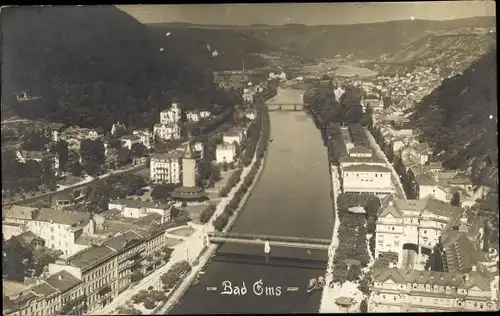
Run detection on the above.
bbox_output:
[410,49,497,187]
[148,23,307,70]
[385,32,495,71]
[1,6,236,129]
[235,17,496,59]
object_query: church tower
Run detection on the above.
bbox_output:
[182,138,196,188]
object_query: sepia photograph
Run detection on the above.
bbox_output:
[1,1,497,314]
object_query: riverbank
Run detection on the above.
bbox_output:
[158,105,271,314]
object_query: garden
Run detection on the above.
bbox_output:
[331,193,380,284]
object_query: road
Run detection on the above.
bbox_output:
[4,163,147,207]
[364,128,407,200]
[169,87,334,314]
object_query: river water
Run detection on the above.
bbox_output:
[170,87,333,314]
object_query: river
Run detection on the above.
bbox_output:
[170,87,333,314]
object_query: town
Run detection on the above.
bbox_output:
[2,3,498,316]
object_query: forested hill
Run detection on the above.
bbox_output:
[148,24,277,70]
[1,6,236,129]
[411,49,497,187]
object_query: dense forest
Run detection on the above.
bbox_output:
[1,6,239,130]
[411,49,497,187]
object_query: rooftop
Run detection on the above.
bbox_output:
[103,230,143,252]
[2,281,27,297]
[109,198,171,210]
[342,164,391,173]
[348,146,372,155]
[66,245,115,271]
[33,208,90,226]
[217,143,236,151]
[339,156,385,164]
[43,270,81,293]
[373,267,492,292]
[3,205,38,220]
[151,151,184,160]
[379,198,462,219]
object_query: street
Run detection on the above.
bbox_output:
[364,127,407,200]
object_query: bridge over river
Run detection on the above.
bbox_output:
[170,87,334,314]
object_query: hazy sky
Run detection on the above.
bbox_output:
[117,2,496,26]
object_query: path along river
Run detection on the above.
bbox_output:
[170,87,333,314]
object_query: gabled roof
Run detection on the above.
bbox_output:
[373,268,492,291]
[33,208,90,226]
[378,205,403,218]
[3,205,38,220]
[103,230,143,252]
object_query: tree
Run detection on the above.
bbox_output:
[359,299,368,313]
[105,147,119,167]
[53,140,69,170]
[132,290,149,304]
[20,130,50,151]
[117,147,131,166]
[130,143,148,158]
[2,239,33,281]
[222,161,229,172]
[70,162,83,177]
[346,264,363,282]
[451,191,460,207]
[107,138,123,150]
[151,184,176,201]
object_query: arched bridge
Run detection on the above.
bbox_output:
[266,103,305,112]
[206,232,331,251]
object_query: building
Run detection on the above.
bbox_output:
[120,135,142,150]
[110,122,126,136]
[2,206,38,240]
[369,268,498,312]
[26,208,92,256]
[340,164,393,198]
[3,270,83,316]
[182,142,196,188]
[186,111,200,122]
[131,130,152,149]
[370,206,498,313]
[149,151,183,184]
[159,103,181,125]
[47,220,171,314]
[193,141,204,160]
[108,199,171,224]
[375,197,464,264]
[153,122,181,141]
[339,146,387,169]
[245,109,257,121]
[223,128,244,145]
[199,111,211,119]
[216,143,236,164]
[414,174,449,201]
[16,150,60,175]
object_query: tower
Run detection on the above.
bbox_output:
[182,138,196,188]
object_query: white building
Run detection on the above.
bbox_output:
[153,123,181,141]
[108,199,171,224]
[223,128,244,145]
[149,151,183,184]
[375,197,463,263]
[110,122,126,136]
[245,110,257,121]
[16,150,60,175]
[131,130,152,149]
[186,111,200,122]
[120,135,142,150]
[26,208,91,256]
[216,143,236,164]
[160,103,182,125]
[199,111,212,119]
[341,164,393,198]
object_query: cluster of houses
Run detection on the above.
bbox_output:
[2,197,176,315]
[370,111,488,207]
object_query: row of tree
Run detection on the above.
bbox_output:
[160,260,191,291]
[218,168,243,198]
[213,104,270,232]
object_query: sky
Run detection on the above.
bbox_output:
[117,2,496,26]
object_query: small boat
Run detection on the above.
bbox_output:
[307,278,317,293]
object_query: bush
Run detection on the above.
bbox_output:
[143,299,156,310]
[132,290,149,304]
[199,203,217,224]
[360,299,368,313]
[213,212,229,232]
